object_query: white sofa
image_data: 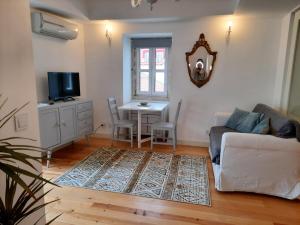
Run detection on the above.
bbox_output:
[209,110,300,199]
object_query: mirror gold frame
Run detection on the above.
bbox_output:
[185,33,217,88]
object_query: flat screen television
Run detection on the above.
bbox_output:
[48,72,80,101]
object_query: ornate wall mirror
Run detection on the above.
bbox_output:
[186,33,217,88]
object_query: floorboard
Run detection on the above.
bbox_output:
[42,137,300,225]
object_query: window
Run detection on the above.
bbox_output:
[131,38,171,98]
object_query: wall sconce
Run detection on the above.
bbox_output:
[105,22,112,44]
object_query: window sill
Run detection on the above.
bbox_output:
[132,95,169,101]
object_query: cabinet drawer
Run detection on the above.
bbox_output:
[77,102,93,113]
[78,126,93,136]
[78,118,92,129]
[77,110,92,120]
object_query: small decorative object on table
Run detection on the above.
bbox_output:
[139,102,149,107]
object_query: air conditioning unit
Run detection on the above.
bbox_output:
[31,12,78,40]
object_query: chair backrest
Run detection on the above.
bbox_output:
[107,97,120,124]
[174,100,182,125]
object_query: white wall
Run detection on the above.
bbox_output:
[123,36,132,104]
[32,15,87,103]
[273,13,292,110]
[0,0,44,224]
[84,15,281,145]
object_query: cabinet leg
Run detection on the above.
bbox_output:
[47,150,52,168]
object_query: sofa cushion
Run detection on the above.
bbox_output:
[253,104,300,140]
[225,108,248,129]
[209,126,237,165]
[277,121,296,138]
[252,118,270,134]
[225,108,262,133]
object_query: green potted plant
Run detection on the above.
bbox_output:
[0,94,60,225]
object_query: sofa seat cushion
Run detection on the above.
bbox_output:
[209,126,237,165]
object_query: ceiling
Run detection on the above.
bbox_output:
[237,0,300,17]
[30,0,300,21]
[86,0,239,21]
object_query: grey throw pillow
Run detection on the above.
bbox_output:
[277,121,296,138]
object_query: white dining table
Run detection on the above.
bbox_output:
[118,101,169,148]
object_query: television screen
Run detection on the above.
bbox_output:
[48,72,80,101]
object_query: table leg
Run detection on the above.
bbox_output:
[138,110,141,148]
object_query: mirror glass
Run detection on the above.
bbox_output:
[188,47,214,82]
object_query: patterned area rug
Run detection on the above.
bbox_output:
[55,147,211,206]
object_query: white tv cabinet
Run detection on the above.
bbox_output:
[38,99,93,167]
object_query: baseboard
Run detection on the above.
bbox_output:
[178,139,209,147]
[91,133,111,139]
[91,133,209,148]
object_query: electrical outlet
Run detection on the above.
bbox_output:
[14,113,28,132]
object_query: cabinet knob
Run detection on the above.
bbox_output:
[61,121,66,126]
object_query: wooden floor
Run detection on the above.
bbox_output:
[42,137,300,225]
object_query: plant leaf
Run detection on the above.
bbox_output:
[0,158,15,164]
[0,163,59,198]
[0,97,8,113]
[0,102,29,128]
[0,108,18,127]
[15,177,51,216]
[16,199,60,224]
[0,164,34,197]
[33,213,63,225]
[6,175,18,212]
[0,148,40,171]
[6,164,59,187]
[0,97,60,225]
[1,176,60,225]
[21,187,53,216]
[45,213,63,225]
[12,176,43,215]
[0,137,37,142]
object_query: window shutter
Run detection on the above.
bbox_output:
[131,38,172,48]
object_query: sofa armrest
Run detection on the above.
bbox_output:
[221,132,300,154]
[214,112,232,126]
[218,132,300,198]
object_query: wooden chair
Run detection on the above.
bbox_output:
[107,97,135,147]
[151,100,182,151]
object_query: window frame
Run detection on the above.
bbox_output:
[134,47,169,98]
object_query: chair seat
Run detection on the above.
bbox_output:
[115,120,136,128]
[152,122,175,130]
